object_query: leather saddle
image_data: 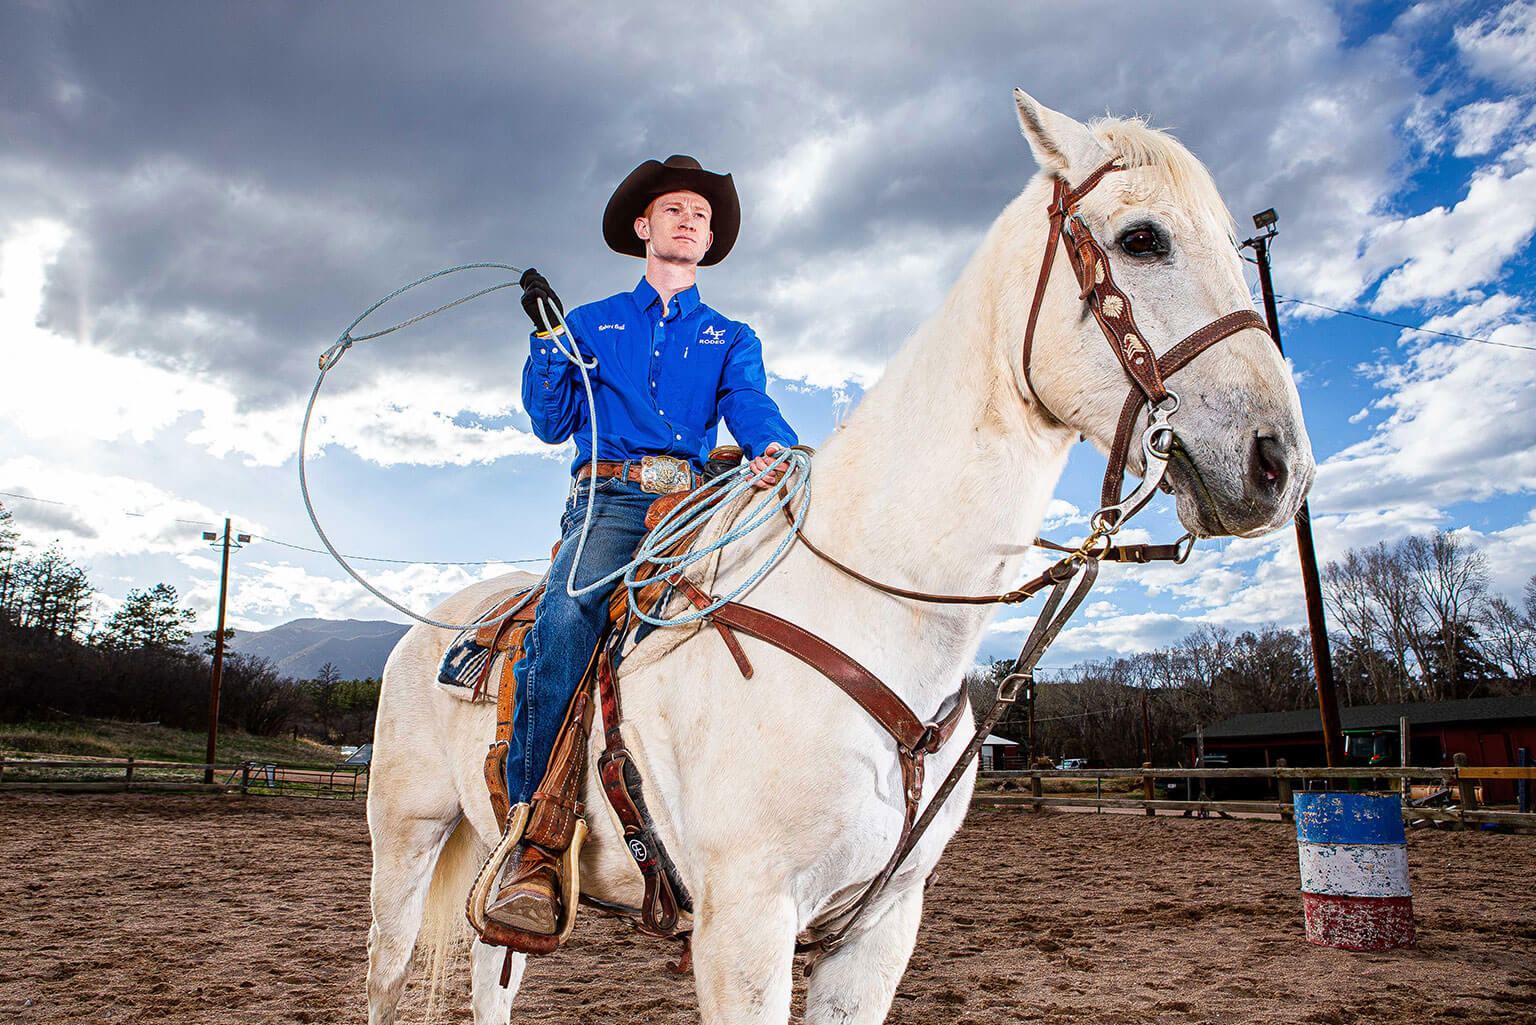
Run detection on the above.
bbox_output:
[460,450,751,961]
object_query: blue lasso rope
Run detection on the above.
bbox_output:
[301,262,810,633]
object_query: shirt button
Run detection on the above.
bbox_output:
[658,409,665,415]
[654,349,659,356]
[539,348,546,354]
[675,434,682,440]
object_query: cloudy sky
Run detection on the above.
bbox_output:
[2,0,1533,668]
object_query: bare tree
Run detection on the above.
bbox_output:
[1322,549,1386,704]
[1480,594,1535,687]
[1403,531,1490,700]
[1363,542,1421,702]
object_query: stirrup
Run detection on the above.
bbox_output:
[468,803,588,947]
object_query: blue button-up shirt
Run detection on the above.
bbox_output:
[522,277,797,474]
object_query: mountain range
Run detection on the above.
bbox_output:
[230,618,410,682]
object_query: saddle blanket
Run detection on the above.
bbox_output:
[437,588,538,702]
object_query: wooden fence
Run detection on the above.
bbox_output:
[0,755,368,800]
[976,758,1536,830]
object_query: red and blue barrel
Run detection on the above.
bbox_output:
[1293,792,1414,950]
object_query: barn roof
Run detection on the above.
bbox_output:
[1188,695,1536,741]
[981,734,1018,746]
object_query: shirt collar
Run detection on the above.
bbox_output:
[630,277,701,320]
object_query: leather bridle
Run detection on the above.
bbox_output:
[1023,156,1267,539]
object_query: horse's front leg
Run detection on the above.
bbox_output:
[802,884,924,1025]
[691,880,798,1025]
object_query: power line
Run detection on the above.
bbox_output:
[0,490,551,567]
[1275,295,1536,352]
[254,534,548,566]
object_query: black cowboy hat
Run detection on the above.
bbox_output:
[602,154,740,267]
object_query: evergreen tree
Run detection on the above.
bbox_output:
[104,583,197,650]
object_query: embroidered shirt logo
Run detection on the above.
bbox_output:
[699,324,727,344]
[597,323,625,331]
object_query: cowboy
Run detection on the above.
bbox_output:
[488,155,799,934]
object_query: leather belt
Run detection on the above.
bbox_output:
[576,455,695,495]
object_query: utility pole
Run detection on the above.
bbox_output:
[1242,210,1343,768]
[201,521,249,783]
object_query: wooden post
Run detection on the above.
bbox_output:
[125,756,134,786]
[1277,758,1293,823]
[1143,761,1155,817]
[240,762,251,796]
[1031,770,1043,814]
[1454,752,1476,829]
[1519,748,1530,815]
[1196,725,1208,812]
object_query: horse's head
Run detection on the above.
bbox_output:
[1004,89,1313,539]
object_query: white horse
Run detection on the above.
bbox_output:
[365,89,1314,1025]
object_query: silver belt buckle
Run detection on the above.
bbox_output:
[638,454,691,495]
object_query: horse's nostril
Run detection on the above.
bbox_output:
[1249,434,1288,496]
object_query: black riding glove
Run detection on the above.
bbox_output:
[520,268,565,332]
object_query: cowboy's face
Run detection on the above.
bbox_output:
[636,190,713,266]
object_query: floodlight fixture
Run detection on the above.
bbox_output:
[202,531,217,541]
[1252,208,1278,230]
[237,534,251,544]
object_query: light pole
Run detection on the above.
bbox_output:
[201,520,250,783]
[1241,209,1343,769]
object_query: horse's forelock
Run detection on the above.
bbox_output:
[1087,116,1238,242]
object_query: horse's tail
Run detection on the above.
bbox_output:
[419,816,486,1017]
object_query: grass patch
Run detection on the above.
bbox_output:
[0,717,342,766]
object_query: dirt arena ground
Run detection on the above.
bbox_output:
[0,793,1532,1024]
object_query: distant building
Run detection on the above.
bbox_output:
[980,734,1022,772]
[1186,696,1536,802]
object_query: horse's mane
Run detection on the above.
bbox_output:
[1088,116,1238,242]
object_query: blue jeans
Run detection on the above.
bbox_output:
[506,473,655,805]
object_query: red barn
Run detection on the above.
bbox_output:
[1187,696,1536,803]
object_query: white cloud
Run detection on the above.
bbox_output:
[1363,139,1536,310]
[177,553,541,633]
[1,220,556,468]
[0,456,228,560]
[1452,98,1522,156]
[1454,508,1536,599]
[1455,1,1536,87]
[1315,295,1536,511]
[752,225,974,389]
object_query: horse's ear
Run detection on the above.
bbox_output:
[1014,88,1108,177]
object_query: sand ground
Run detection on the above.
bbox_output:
[0,792,1532,1024]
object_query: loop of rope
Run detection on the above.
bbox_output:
[300,263,811,633]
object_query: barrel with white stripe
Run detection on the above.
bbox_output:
[1294,792,1414,950]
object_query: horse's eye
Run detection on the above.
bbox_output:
[1120,228,1163,256]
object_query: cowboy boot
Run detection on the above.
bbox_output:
[485,841,562,934]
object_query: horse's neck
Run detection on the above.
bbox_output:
[805,223,1074,706]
